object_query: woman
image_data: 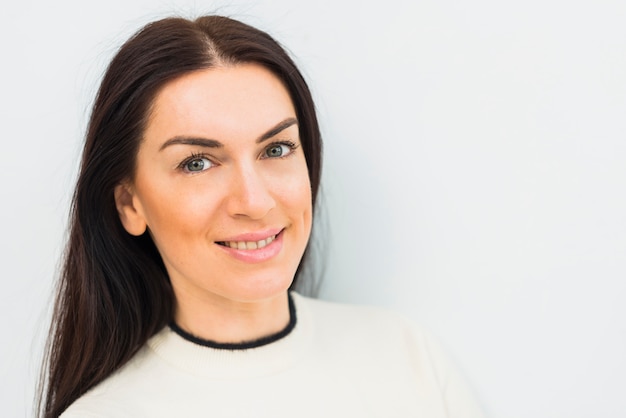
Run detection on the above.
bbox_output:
[39,15,484,418]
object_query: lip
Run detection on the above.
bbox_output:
[218,228,283,243]
[216,229,284,263]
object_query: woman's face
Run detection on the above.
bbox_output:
[115,64,312,309]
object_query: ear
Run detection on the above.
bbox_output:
[114,182,147,236]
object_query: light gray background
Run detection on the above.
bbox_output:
[2,0,625,417]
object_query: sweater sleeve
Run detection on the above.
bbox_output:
[415,324,487,418]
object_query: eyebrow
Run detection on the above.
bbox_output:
[159,117,298,151]
[257,117,298,143]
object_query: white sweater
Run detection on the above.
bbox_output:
[62,293,485,417]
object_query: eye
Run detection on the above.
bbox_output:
[181,156,213,173]
[263,142,297,159]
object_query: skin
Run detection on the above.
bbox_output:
[114,64,313,343]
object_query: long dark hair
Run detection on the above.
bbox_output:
[38,15,322,418]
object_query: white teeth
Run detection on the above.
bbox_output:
[224,235,276,250]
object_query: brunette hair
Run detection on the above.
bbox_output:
[38,15,322,417]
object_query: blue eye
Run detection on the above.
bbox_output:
[183,156,213,172]
[264,142,296,158]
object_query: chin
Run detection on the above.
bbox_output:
[220,271,295,303]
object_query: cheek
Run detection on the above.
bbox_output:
[136,179,222,243]
[275,163,313,237]
[273,162,311,209]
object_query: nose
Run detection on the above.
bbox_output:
[226,163,276,219]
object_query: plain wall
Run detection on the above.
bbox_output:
[1,0,625,417]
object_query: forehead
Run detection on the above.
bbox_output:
[145,64,296,144]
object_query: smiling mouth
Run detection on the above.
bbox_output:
[217,234,278,250]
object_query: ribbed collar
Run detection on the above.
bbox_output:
[146,292,312,379]
[168,292,297,350]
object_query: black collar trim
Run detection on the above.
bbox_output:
[169,293,297,350]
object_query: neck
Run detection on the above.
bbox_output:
[173,291,291,345]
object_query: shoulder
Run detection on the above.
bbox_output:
[60,343,161,417]
[293,292,446,376]
[293,292,431,346]
[293,293,486,418]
